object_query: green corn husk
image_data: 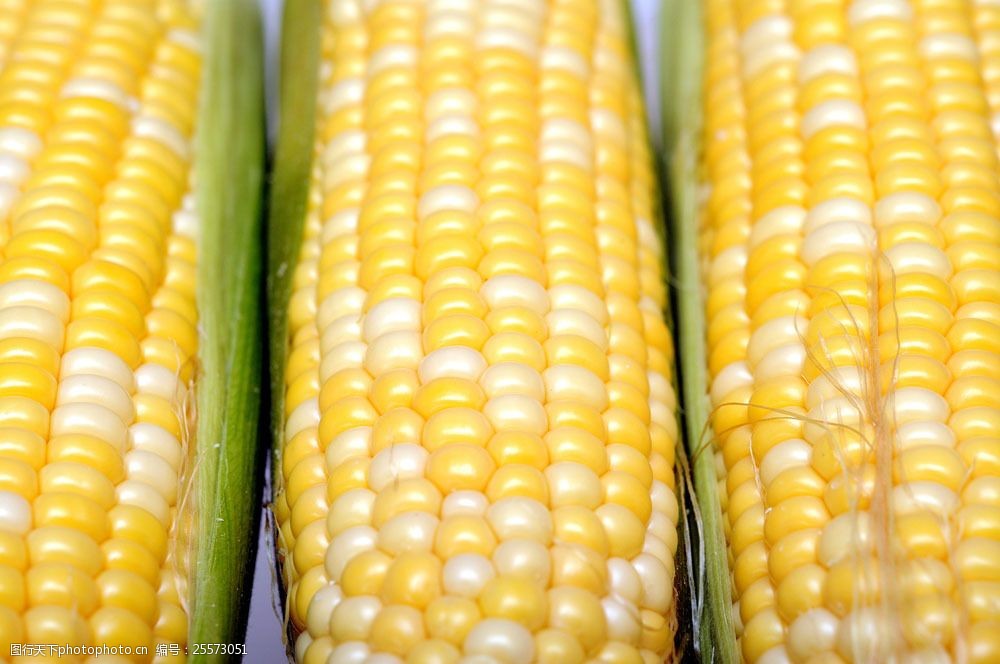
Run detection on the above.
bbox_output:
[661,1,740,662]
[265,0,322,654]
[266,0,321,478]
[189,0,266,656]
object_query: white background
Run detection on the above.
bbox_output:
[244,1,663,660]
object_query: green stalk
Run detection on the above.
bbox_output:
[660,1,739,662]
[266,0,322,472]
[190,0,266,657]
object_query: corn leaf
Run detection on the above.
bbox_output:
[266,0,322,471]
[660,1,739,662]
[190,0,266,656]
[265,1,322,653]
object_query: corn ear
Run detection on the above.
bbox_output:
[666,2,1000,663]
[0,0,263,658]
[269,0,684,661]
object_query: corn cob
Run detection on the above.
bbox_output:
[681,1,1000,663]
[0,0,263,660]
[270,0,682,662]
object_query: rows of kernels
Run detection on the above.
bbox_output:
[121,8,202,659]
[425,0,547,657]
[425,3,523,661]
[397,3,529,661]
[278,0,679,661]
[276,170,325,637]
[609,1,682,658]
[0,0,200,659]
[0,0,91,238]
[699,2,757,650]
[7,1,147,655]
[792,2,881,662]
[912,2,1000,662]
[867,2,964,661]
[851,12,943,660]
[972,0,1000,150]
[146,219,199,656]
[702,1,1000,662]
[0,3,93,655]
[320,1,427,660]
[279,2,368,660]
[83,6,197,657]
[859,1,976,659]
[731,3,810,662]
[536,0,616,660]
[0,0,92,139]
